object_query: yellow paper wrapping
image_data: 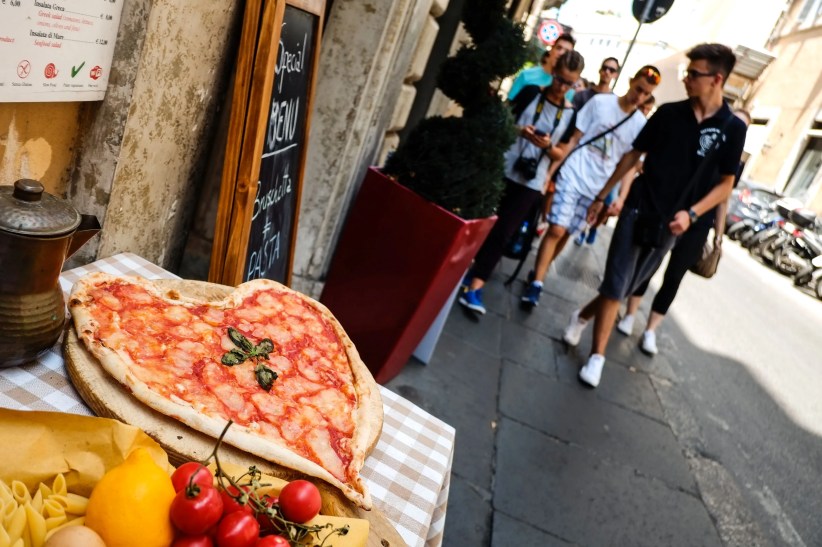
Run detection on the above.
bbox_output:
[0,408,171,498]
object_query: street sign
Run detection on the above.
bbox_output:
[632,0,675,24]
[537,19,562,45]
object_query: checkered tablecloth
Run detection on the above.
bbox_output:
[0,253,455,547]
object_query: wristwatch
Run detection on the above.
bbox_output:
[688,208,699,224]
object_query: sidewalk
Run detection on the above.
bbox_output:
[385,227,724,546]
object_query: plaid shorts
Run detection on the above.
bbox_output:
[548,187,593,233]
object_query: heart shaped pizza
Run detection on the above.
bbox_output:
[68,273,382,509]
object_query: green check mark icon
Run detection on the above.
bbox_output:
[71,61,86,78]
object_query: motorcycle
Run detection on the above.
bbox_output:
[748,198,804,259]
[729,208,779,244]
[793,251,822,301]
[759,208,817,271]
[792,218,822,280]
[726,183,782,242]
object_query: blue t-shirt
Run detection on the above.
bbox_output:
[508,67,575,102]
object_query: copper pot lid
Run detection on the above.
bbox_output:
[0,179,81,237]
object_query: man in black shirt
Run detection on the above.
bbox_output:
[561,43,748,388]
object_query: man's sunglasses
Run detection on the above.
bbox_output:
[682,68,716,80]
[600,65,619,74]
[553,74,577,87]
[639,67,661,85]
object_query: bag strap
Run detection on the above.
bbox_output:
[518,94,566,164]
[552,109,637,178]
[509,85,541,120]
[668,112,735,219]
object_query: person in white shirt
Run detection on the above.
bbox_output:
[521,66,661,308]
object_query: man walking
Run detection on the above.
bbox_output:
[520,65,660,307]
[459,51,583,315]
[507,33,576,101]
[562,43,747,388]
[572,57,620,110]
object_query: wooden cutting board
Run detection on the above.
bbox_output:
[64,279,406,547]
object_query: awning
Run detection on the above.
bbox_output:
[732,45,776,80]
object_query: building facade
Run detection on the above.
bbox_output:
[743,0,822,213]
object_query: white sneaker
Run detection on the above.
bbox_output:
[616,314,635,336]
[579,354,605,387]
[562,309,589,346]
[640,330,658,355]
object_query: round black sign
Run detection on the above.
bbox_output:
[632,0,675,23]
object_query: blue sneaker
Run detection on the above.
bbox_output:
[574,231,586,246]
[461,272,472,289]
[586,229,597,244]
[520,281,542,308]
[459,289,486,315]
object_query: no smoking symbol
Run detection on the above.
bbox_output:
[17,60,31,79]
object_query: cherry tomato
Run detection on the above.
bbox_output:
[277,480,321,523]
[255,536,289,547]
[218,484,253,516]
[255,495,278,533]
[172,535,215,547]
[172,462,215,492]
[170,484,224,535]
[215,511,260,547]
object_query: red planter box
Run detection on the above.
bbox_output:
[321,168,496,383]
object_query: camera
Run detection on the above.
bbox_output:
[513,156,539,180]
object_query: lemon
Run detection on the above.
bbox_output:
[85,447,176,547]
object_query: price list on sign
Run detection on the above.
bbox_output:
[0,0,124,102]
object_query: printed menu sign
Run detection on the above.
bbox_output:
[243,5,316,284]
[0,0,124,102]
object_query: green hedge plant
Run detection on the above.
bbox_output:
[382,0,528,220]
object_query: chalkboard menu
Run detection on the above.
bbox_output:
[209,0,324,287]
[244,6,316,283]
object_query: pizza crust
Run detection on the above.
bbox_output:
[68,273,383,509]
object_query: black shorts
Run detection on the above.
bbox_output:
[598,208,679,301]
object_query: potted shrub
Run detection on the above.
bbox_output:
[320,0,528,383]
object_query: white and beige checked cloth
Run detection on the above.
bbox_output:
[0,253,455,547]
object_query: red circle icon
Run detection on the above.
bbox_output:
[89,65,102,80]
[538,20,562,45]
[44,63,58,79]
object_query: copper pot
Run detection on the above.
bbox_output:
[0,179,101,366]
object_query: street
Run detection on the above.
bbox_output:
[647,238,822,546]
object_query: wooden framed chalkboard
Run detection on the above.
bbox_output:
[209,0,325,287]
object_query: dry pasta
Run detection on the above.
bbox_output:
[0,475,89,547]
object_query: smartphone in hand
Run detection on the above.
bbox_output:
[534,129,546,137]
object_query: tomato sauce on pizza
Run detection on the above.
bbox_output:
[69,273,381,509]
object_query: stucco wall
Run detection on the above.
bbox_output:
[0,102,80,195]
[746,30,822,189]
[292,0,434,297]
[67,0,243,269]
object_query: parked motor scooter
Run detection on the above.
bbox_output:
[729,207,777,243]
[760,208,817,270]
[792,223,822,285]
[749,198,804,259]
[794,252,822,300]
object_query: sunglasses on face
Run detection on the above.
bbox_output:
[600,65,618,74]
[553,74,576,87]
[639,67,661,85]
[682,68,716,80]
